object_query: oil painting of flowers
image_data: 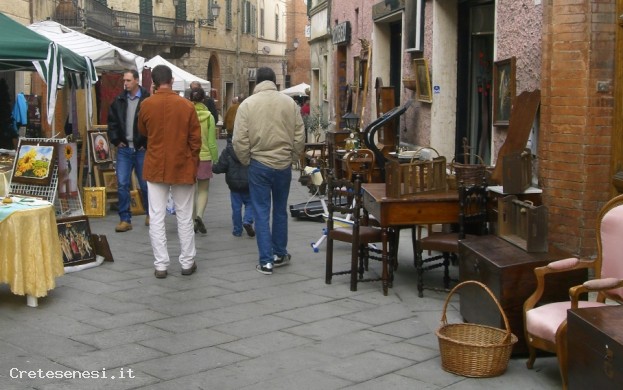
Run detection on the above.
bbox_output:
[11,140,57,186]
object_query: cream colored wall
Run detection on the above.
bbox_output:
[430,0,458,159]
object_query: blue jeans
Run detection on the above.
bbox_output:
[231,191,254,236]
[116,146,148,222]
[248,159,291,266]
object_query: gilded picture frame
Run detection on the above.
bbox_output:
[83,187,106,217]
[56,216,96,266]
[493,57,516,126]
[130,189,145,215]
[414,58,432,103]
[99,167,118,199]
[11,140,57,186]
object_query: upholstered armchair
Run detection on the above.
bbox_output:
[523,194,623,389]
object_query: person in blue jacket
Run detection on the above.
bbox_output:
[212,133,255,237]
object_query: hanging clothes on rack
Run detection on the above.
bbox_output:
[12,92,27,134]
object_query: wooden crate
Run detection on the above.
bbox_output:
[502,149,532,194]
[385,154,447,197]
[497,195,548,252]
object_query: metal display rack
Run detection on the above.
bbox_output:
[9,137,84,217]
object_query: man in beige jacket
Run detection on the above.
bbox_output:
[233,67,305,275]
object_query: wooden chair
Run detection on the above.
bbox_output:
[344,149,376,183]
[325,171,391,295]
[414,177,489,297]
[523,194,623,390]
[299,142,327,171]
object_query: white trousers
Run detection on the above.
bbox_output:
[147,181,196,271]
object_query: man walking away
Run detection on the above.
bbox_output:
[232,67,305,275]
[138,65,202,279]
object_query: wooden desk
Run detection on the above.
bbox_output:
[0,202,64,307]
[362,183,460,295]
[362,183,459,227]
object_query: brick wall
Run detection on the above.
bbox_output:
[539,0,615,256]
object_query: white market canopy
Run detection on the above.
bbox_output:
[281,82,309,97]
[28,20,144,72]
[144,55,211,92]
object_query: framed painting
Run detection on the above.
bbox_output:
[11,140,57,186]
[56,142,79,199]
[493,57,516,126]
[83,187,106,217]
[130,189,145,215]
[89,131,113,164]
[56,216,96,266]
[99,167,118,198]
[414,58,432,103]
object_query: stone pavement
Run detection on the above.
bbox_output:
[0,141,562,389]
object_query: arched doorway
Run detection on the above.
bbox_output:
[207,54,221,115]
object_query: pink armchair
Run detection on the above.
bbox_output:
[523,194,623,389]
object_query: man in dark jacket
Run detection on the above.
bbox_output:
[107,69,150,232]
[212,135,255,237]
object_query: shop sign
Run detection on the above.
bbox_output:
[332,22,350,45]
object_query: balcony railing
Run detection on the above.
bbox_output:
[54,0,195,45]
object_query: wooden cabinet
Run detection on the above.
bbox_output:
[568,306,623,390]
[458,235,586,355]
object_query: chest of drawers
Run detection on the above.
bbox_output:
[458,235,586,354]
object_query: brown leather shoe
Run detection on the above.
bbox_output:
[154,269,167,279]
[145,216,150,226]
[115,221,133,232]
[181,262,197,275]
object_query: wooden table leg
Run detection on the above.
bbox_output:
[382,227,389,296]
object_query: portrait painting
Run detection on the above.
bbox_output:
[493,57,516,126]
[89,131,112,164]
[56,216,96,266]
[56,142,78,199]
[11,140,57,186]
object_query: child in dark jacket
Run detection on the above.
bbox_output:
[212,136,255,237]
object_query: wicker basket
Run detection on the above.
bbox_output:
[436,280,518,377]
[447,154,487,190]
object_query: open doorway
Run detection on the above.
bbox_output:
[456,1,494,163]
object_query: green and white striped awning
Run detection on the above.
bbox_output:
[0,13,97,124]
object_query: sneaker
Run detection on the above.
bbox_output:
[243,223,256,237]
[273,254,291,268]
[181,262,197,275]
[115,221,133,232]
[232,231,242,237]
[154,269,167,279]
[195,217,207,234]
[145,216,150,226]
[256,263,273,275]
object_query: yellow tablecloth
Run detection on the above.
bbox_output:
[0,205,64,297]
[0,170,9,197]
